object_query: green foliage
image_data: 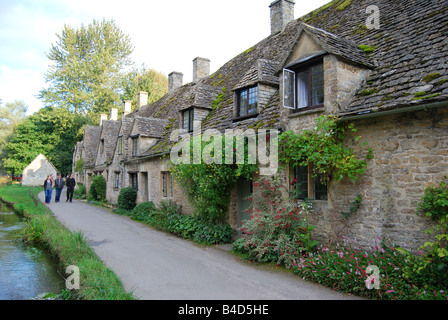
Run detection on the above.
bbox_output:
[417,178,448,221]
[117,187,137,211]
[294,238,448,300]
[128,199,233,245]
[412,178,448,284]
[2,106,87,175]
[130,201,156,221]
[279,115,372,182]
[340,195,363,219]
[120,65,168,108]
[39,18,134,116]
[74,183,86,200]
[89,175,106,202]
[232,176,318,269]
[171,134,258,223]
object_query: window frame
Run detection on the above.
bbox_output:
[118,136,123,155]
[236,85,258,119]
[162,172,173,198]
[283,58,324,112]
[183,108,194,133]
[114,171,120,189]
[291,163,327,201]
[132,137,138,157]
[129,173,138,190]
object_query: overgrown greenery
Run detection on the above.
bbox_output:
[115,199,234,245]
[170,134,258,224]
[117,187,137,211]
[279,115,373,181]
[0,184,134,300]
[89,175,106,202]
[233,176,318,269]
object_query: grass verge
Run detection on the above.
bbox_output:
[0,184,135,300]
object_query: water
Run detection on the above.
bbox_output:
[0,202,65,300]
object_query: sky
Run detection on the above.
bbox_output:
[0,0,331,115]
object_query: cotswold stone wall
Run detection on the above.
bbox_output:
[311,107,448,250]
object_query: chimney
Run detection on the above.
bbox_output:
[193,57,210,82]
[270,0,295,35]
[123,100,132,117]
[168,72,183,93]
[110,108,118,121]
[99,114,108,126]
[137,91,148,110]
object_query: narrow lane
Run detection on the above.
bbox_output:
[38,192,360,300]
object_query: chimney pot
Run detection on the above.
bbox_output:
[193,57,210,82]
[110,108,118,121]
[99,114,108,126]
[270,0,295,35]
[123,100,132,117]
[137,91,148,110]
[168,72,183,93]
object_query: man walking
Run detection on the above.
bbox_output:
[66,173,76,203]
[54,173,65,203]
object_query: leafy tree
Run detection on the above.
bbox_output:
[38,19,134,117]
[0,100,28,174]
[120,65,168,109]
[2,107,87,175]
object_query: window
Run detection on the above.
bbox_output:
[130,173,138,190]
[291,164,327,200]
[183,108,194,132]
[114,171,120,189]
[283,61,324,111]
[100,139,105,154]
[162,172,173,198]
[118,136,123,155]
[132,138,138,157]
[237,86,258,117]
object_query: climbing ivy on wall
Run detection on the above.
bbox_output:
[279,115,373,181]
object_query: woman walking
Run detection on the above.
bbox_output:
[43,174,55,204]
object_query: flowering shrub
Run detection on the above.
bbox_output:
[293,237,448,300]
[233,176,318,269]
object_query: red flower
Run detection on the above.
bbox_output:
[290,178,298,185]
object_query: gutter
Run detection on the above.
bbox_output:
[339,100,448,122]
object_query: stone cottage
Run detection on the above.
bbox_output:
[22,154,58,186]
[74,0,448,250]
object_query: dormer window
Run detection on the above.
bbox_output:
[237,86,258,118]
[284,60,324,111]
[183,108,194,133]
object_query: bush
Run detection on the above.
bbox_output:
[117,187,137,211]
[232,176,318,269]
[74,183,86,199]
[130,201,156,222]
[89,175,106,202]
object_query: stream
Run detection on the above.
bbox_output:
[0,201,65,300]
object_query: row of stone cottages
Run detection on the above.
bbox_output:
[73,0,448,250]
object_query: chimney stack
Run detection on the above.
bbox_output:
[193,57,210,82]
[99,114,107,126]
[270,0,295,35]
[123,100,132,117]
[168,72,183,93]
[137,91,148,110]
[110,108,118,121]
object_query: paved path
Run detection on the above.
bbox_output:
[38,192,361,300]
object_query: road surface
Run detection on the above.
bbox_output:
[38,192,361,300]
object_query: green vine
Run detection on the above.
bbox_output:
[279,115,373,181]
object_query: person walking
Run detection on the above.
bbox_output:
[66,173,76,203]
[43,174,55,204]
[54,173,65,203]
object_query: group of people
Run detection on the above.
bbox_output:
[44,173,76,204]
